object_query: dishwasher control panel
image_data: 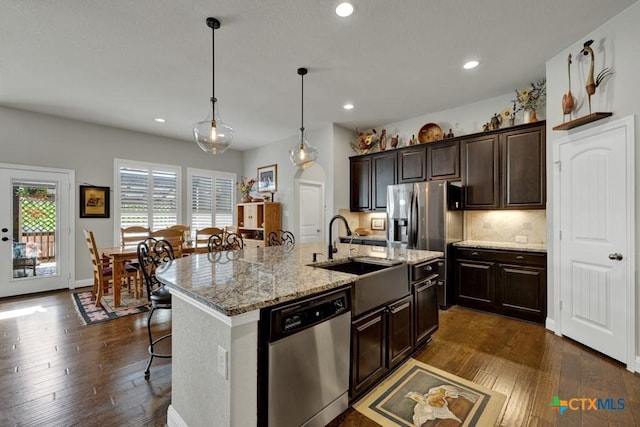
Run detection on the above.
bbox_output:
[267,288,351,342]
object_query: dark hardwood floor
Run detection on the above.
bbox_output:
[1,289,638,426]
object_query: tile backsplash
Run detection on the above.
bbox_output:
[464,210,546,244]
[337,209,546,244]
[337,209,387,237]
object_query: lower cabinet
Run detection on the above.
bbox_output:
[350,295,413,399]
[454,247,547,323]
[413,279,439,347]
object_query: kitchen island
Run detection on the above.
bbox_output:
[156,242,442,427]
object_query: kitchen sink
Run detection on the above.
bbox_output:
[311,257,408,316]
[312,257,403,275]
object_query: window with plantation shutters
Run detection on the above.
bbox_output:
[188,169,236,231]
[114,159,182,240]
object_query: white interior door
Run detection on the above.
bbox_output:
[0,164,73,297]
[554,116,635,368]
[298,180,324,243]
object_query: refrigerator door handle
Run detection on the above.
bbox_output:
[410,190,418,248]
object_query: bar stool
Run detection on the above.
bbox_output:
[137,238,174,379]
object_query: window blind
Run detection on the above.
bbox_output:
[116,160,181,233]
[188,169,235,230]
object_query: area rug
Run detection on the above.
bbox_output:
[72,290,149,326]
[354,359,506,427]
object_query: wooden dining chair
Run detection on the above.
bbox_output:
[120,226,150,247]
[168,224,191,243]
[195,227,224,250]
[84,229,139,307]
[150,229,185,257]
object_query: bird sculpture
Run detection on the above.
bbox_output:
[580,39,614,114]
[561,53,575,121]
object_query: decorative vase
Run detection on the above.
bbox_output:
[241,195,251,203]
[523,109,538,124]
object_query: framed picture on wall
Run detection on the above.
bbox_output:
[80,185,110,218]
[371,218,386,230]
[257,164,277,193]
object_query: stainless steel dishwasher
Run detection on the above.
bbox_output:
[265,287,351,427]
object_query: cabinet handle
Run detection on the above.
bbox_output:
[423,265,433,271]
[471,251,479,256]
[515,255,524,260]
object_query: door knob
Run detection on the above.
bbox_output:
[608,253,623,261]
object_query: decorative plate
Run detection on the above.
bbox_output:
[418,123,443,143]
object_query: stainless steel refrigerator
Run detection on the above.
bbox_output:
[387,181,463,308]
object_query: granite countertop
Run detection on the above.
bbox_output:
[340,234,387,241]
[155,242,442,317]
[454,240,547,253]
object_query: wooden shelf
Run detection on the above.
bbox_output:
[552,112,612,131]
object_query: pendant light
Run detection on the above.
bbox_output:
[193,17,233,154]
[289,67,318,168]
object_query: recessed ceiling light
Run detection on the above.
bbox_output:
[335,2,354,17]
[343,103,354,110]
[154,118,166,123]
[463,60,479,70]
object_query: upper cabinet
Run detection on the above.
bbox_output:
[501,125,546,209]
[427,139,460,181]
[398,146,427,183]
[350,151,397,212]
[463,122,546,210]
[372,152,397,211]
[462,134,500,209]
[350,122,546,212]
[349,157,372,211]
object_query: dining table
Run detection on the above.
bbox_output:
[99,243,206,307]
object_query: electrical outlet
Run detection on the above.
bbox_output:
[217,345,228,379]
[515,235,528,243]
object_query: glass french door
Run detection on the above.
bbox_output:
[0,165,73,298]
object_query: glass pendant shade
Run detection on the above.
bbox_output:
[290,67,318,168]
[289,129,318,168]
[193,17,232,154]
[193,99,233,154]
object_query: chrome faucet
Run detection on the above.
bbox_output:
[348,231,360,257]
[328,214,352,260]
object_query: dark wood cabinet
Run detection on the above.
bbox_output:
[497,264,546,323]
[350,151,396,212]
[462,134,500,209]
[387,295,413,368]
[350,295,414,399]
[372,152,397,211]
[463,122,546,210]
[427,140,460,181]
[413,279,439,347]
[455,258,495,310]
[350,307,387,398]
[349,157,371,211]
[398,145,427,183]
[454,247,547,323]
[501,125,546,208]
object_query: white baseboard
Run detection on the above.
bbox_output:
[545,317,555,332]
[167,405,188,427]
[73,278,93,289]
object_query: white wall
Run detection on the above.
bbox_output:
[372,92,538,148]
[1,106,243,283]
[545,2,640,360]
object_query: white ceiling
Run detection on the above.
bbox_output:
[1,1,636,151]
